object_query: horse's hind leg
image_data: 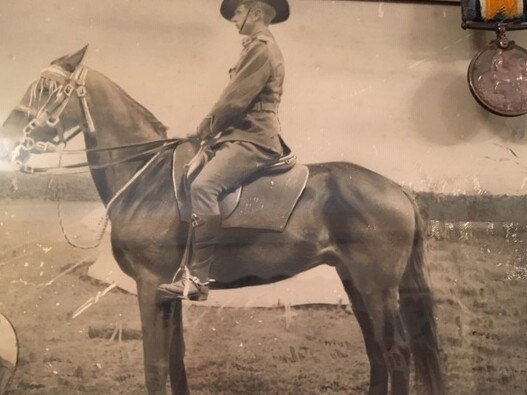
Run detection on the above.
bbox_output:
[338,272,410,395]
[362,287,411,395]
[137,279,189,395]
[338,275,389,395]
[378,288,411,395]
[390,315,411,395]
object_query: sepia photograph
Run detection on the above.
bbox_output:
[0,0,526,394]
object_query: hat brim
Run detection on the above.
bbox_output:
[220,0,289,24]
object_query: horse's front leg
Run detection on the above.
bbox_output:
[137,278,189,395]
[169,300,189,395]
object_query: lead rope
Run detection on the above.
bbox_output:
[55,150,109,249]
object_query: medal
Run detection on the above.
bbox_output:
[468,26,527,116]
[462,0,527,116]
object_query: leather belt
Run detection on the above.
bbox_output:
[251,101,279,113]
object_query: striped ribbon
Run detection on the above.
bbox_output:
[463,0,527,22]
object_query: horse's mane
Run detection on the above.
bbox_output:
[96,71,168,138]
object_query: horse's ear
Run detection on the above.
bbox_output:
[51,45,89,73]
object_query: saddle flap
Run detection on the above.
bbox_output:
[172,142,309,231]
[221,164,309,231]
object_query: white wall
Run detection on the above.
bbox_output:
[0,0,526,194]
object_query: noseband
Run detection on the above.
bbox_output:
[12,64,96,163]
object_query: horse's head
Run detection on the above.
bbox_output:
[0,45,92,166]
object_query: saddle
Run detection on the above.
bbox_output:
[172,141,309,232]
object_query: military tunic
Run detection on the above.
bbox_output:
[191,28,287,217]
[197,28,285,153]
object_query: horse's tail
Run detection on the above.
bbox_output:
[399,193,444,395]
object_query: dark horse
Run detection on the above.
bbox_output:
[0,47,443,395]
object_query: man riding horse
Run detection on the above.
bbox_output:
[157,0,291,302]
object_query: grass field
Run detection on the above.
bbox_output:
[0,200,526,394]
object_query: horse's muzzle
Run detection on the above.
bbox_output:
[0,140,9,161]
[0,136,19,163]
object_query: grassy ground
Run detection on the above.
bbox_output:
[0,200,526,394]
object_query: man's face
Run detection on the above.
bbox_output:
[231,4,254,35]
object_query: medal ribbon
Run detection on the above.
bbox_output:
[481,0,523,20]
[463,0,527,22]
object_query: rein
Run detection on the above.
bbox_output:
[11,62,188,248]
[17,138,182,175]
[12,63,184,175]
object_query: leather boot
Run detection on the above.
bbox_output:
[157,214,221,302]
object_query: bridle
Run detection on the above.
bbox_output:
[12,64,95,164]
[8,63,185,249]
[11,64,180,175]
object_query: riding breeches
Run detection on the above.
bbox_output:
[190,141,282,217]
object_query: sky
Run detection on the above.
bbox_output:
[0,0,526,194]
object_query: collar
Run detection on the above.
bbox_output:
[241,28,273,48]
